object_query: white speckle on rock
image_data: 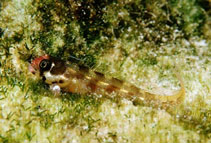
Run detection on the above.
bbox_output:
[110,108,115,115]
[83,126,89,130]
[194,40,207,47]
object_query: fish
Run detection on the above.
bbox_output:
[29,55,185,108]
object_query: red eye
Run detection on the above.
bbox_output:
[39,59,52,71]
[31,55,50,70]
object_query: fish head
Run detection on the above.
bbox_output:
[29,54,51,74]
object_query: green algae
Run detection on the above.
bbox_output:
[0,0,210,142]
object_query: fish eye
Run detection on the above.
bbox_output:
[39,59,51,71]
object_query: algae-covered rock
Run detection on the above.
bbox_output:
[0,0,210,142]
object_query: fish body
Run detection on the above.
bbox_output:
[30,55,185,108]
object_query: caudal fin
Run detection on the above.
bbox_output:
[154,72,185,105]
[136,72,185,108]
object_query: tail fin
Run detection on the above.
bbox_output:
[136,72,185,107]
[158,73,185,104]
[158,68,185,104]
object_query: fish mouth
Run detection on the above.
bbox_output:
[28,64,36,74]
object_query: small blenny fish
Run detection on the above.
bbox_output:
[29,55,185,108]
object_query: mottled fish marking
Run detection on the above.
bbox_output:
[29,55,185,108]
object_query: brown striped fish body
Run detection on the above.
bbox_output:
[30,55,185,108]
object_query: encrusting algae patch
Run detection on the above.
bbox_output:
[0,0,211,143]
